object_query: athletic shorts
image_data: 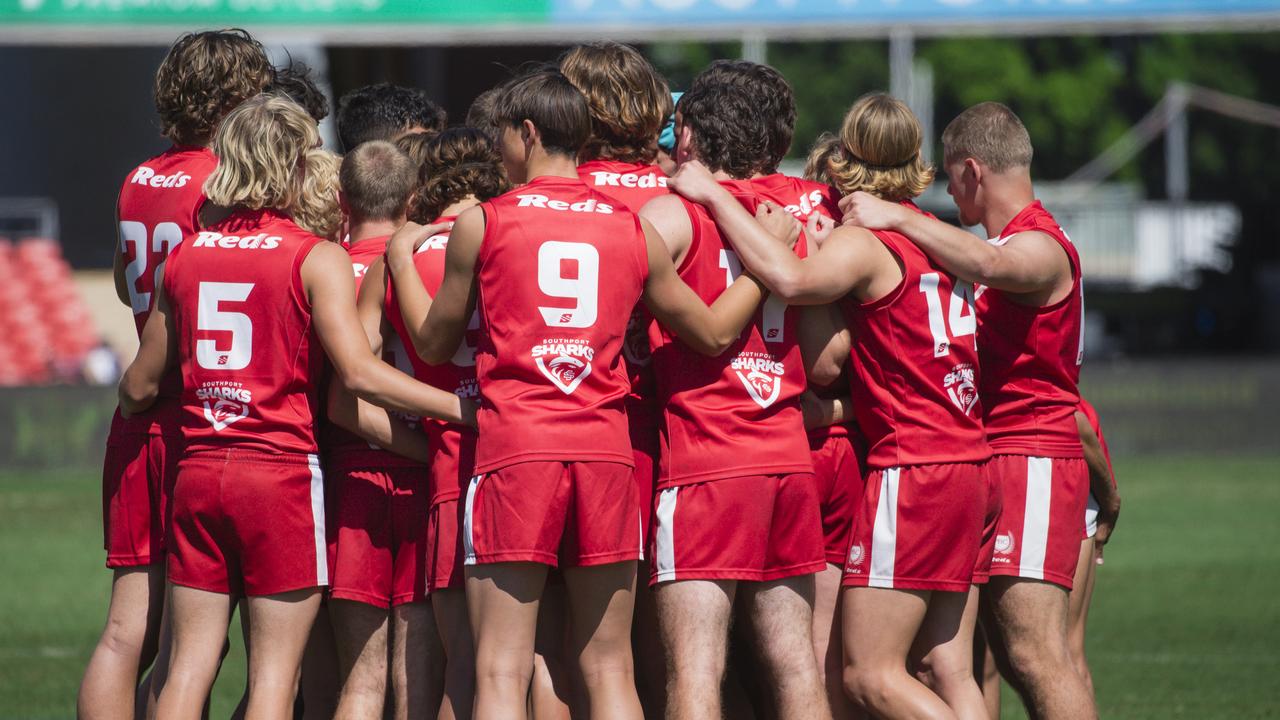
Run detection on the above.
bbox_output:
[842,462,987,593]
[102,430,180,568]
[1083,492,1100,539]
[972,465,1004,585]
[427,497,464,592]
[168,449,328,597]
[463,461,642,568]
[633,430,659,548]
[650,473,825,585]
[810,433,864,566]
[986,454,1089,590]
[328,462,429,608]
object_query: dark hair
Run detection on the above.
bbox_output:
[409,127,511,223]
[340,140,418,222]
[493,70,591,157]
[678,60,796,178]
[269,61,329,123]
[154,29,272,146]
[559,42,672,164]
[335,83,447,152]
[465,86,505,143]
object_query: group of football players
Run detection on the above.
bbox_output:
[78,27,1123,720]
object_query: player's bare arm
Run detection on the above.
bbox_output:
[800,388,849,430]
[639,218,765,356]
[1076,410,1121,546]
[637,192,696,264]
[111,201,131,307]
[355,257,390,354]
[800,304,851,388]
[303,240,473,426]
[386,212,477,365]
[118,264,177,416]
[840,190,1070,296]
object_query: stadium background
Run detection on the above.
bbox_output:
[0,0,1277,716]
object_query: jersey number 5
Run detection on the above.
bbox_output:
[537,241,599,329]
[919,273,976,357]
[196,282,254,370]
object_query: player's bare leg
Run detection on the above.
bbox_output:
[841,586,953,720]
[813,563,861,720]
[562,561,644,720]
[972,621,1001,719]
[432,587,475,720]
[909,586,987,720]
[984,578,1097,720]
[1067,537,1098,698]
[632,580,667,718]
[79,566,165,720]
[654,579,735,720]
[391,601,445,720]
[331,599,389,719]
[154,585,235,720]
[466,562,546,720]
[299,603,339,719]
[243,589,322,720]
[740,574,831,720]
[530,582,573,720]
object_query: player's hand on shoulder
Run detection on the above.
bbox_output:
[755,201,801,250]
[387,220,454,263]
[839,191,905,230]
[806,211,836,249]
[667,159,724,205]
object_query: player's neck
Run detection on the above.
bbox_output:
[439,196,479,218]
[348,217,402,245]
[979,173,1036,238]
[525,151,580,182]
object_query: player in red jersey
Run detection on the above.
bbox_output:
[841,102,1096,720]
[345,127,510,720]
[638,61,836,720]
[117,95,470,720]
[385,70,769,720]
[670,92,993,720]
[84,29,271,720]
[560,41,675,716]
[1069,399,1119,700]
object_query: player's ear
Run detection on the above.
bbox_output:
[675,123,695,165]
[521,118,538,152]
[964,157,982,186]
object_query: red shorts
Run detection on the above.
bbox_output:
[650,473,825,584]
[986,454,1089,589]
[632,429,659,547]
[427,498,464,592]
[843,462,987,593]
[328,461,429,607]
[972,465,1004,585]
[464,461,642,568]
[810,432,864,566]
[168,449,328,596]
[102,430,180,568]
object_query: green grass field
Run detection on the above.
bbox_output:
[2,456,1278,718]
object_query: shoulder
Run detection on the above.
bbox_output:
[638,192,688,219]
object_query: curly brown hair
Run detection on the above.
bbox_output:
[560,42,673,164]
[154,29,272,147]
[407,127,511,223]
[678,60,795,179]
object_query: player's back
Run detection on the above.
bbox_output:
[747,173,840,225]
[578,159,668,213]
[650,178,812,487]
[841,202,990,469]
[163,208,327,455]
[473,176,648,474]
[977,201,1084,457]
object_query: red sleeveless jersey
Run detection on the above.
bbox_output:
[162,209,326,455]
[115,145,218,435]
[1076,398,1114,487]
[322,236,423,468]
[649,177,817,488]
[840,203,990,469]
[473,176,648,473]
[577,159,670,438]
[385,217,481,504]
[976,201,1084,457]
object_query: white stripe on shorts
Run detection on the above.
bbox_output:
[654,488,679,583]
[1084,492,1100,538]
[869,467,900,588]
[1020,457,1053,580]
[637,509,645,562]
[307,454,328,586]
[462,475,481,565]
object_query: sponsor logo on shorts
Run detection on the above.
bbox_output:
[845,542,865,574]
[994,531,1016,556]
[191,231,282,250]
[516,194,613,214]
[196,381,251,431]
[732,351,785,409]
[532,338,594,395]
[130,166,192,189]
[944,362,979,416]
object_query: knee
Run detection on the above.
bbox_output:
[842,664,892,710]
[1003,636,1067,683]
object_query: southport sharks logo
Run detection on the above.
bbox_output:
[532,338,595,395]
[944,362,979,416]
[196,382,251,431]
[731,352,785,409]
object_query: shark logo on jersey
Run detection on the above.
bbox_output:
[621,309,652,368]
[532,339,595,395]
[944,362,979,416]
[197,383,251,431]
[732,352,785,409]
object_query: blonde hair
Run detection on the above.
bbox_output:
[293,149,343,241]
[941,101,1033,171]
[204,94,321,214]
[805,93,934,202]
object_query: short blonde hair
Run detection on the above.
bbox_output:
[293,149,343,241]
[341,141,416,222]
[805,93,934,202]
[941,101,1033,171]
[204,94,321,214]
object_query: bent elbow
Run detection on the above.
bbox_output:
[419,342,451,366]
